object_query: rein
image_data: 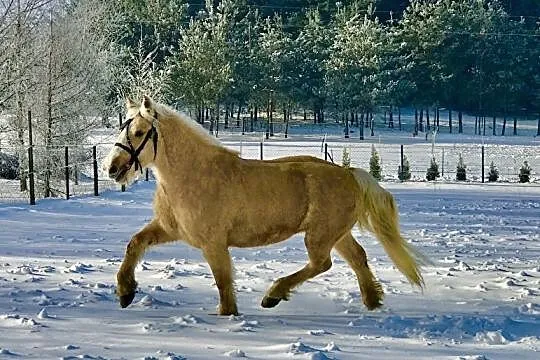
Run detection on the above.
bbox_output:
[114,113,159,174]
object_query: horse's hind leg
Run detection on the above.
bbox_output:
[261,231,337,308]
[334,233,384,310]
[202,246,238,316]
[116,219,174,308]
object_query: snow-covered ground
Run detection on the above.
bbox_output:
[0,179,538,360]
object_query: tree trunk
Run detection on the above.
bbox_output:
[398,107,402,131]
[388,107,394,128]
[44,14,54,198]
[414,108,418,135]
[492,116,496,136]
[426,108,430,131]
[209,107,214,133]
[236,103,241,127]
[436,107,440,129]
[225,104,229,129]
[475,116,478,135]
[250,108,254,132]
[513,117,517,135]
[370,113,374,136]
[502,115,507,136]
[16,106,27,192]
[458,110,463,133]
[419,108,424,132]
[448,108,453,133]
[344,113,349,138]
[537,113,540,136]
[284,102,291,138]
[269,98,274,137]
[215,103,219,137]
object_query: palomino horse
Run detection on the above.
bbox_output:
[104,96,426,315]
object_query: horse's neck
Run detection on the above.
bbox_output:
[152,117,223,184]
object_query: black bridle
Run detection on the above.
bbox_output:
[114,113,159,174]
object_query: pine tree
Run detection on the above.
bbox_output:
[456,153,467,181]
[519,161,531,183]
[488,161,499,182]
[398,154,411,181]
[342,147,351,168]
[426,157,440,181]
[369,145,382,180]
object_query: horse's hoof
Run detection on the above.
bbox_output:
[119,292,136,308]
[261,296,282,308]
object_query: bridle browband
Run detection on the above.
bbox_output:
[114,112,159,174]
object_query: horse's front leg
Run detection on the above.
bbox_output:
[116,219,174,308]
[202,246,238,316]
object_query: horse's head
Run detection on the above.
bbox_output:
[104,95,159,185]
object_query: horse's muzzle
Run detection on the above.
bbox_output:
[108,162,130,183]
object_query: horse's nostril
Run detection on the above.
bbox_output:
[109,165,118,177]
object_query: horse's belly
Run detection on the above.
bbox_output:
[228,226,298,248]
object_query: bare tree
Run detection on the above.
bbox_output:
[29,0,117,196]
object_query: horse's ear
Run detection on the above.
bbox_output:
[125,98,137,109]
[142,95,154,110]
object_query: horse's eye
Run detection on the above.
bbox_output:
[134,130,144,137]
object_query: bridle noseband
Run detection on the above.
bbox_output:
[114,113,159,174]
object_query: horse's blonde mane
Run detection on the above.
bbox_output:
[152,102,237,154]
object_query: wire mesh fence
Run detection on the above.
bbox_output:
[0,139,538,205]
[225,141,539,183]
[0,143,119,204]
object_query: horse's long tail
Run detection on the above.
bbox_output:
[351,168,427,288]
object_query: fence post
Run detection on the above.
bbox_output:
[400,144,404,181]
[441,148,445,177]
[481,145,485,183]
[93,146,99,196]
[260,142,263,160]
[325,143,328,161]
[28,147,35,205]
[65,146,70,200]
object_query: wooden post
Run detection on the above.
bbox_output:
[325,143,328,161]
[359,112,364,140]
[260,142,263,160]
[481,146,485,183]
[65,146,70,200]
[400,144,404,181]
[28,146,35,205]
[441,149,445,177]
[93,146,99,196]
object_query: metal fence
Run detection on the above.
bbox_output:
[223,141,538,183]
[0,140,538,205]
[0,143,119,204]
